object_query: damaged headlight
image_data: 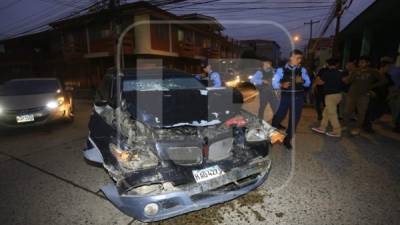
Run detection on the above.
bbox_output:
[246,120,285,144]
[246,128,268,142]
[110,142,159,171]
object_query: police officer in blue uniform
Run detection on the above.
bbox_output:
[201,61,222,88]
[272,49,311,149]
[250,57,279,119]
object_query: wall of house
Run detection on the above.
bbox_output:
[133,14,178,57]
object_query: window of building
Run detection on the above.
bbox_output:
[184,30,193,43]
[90,23,111,41]
[203,38,211,48]
[178,29,184,42]
[150,17,170,51]
[153,23,169,42]
[195,33,204,47]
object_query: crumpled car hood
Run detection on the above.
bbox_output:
[123,88,243,128]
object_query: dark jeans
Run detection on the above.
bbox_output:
[258,86,279,119]
[344,94,369,129]
[272,92,305,140]
[363,96,387,130]
[314,89,325,120]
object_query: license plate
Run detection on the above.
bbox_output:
[16,114,35,123]
[192,165,225,183]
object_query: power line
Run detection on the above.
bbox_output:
[37,0,84,9]
[1,0,191,40]
[319,0,337,36]
[304,19,320,40]
[0,0,86,37]
[225,13,327,30]
[1,0,97,40]
[172,5,332,11]
[165,0,222,10]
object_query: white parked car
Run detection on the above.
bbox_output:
[0,78,74,127]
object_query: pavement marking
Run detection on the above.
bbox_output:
[0,150,107,201]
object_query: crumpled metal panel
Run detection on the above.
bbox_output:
[83,137,104,164]
[101,156,271,222]
[166,146,203,166]
[208,137,234,161]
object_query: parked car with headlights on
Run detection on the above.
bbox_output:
[0,78,74,127]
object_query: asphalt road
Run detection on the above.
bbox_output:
[1,98,399,225]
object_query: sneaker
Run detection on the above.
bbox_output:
[326,132,341,138]
[311,127,326,134]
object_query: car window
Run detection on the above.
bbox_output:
[123,78,204,92]
[0,79,60,96]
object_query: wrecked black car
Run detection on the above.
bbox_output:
[83,68,283,222]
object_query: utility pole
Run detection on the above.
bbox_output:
[304,20,320,42]
[304,19,320,57]
[333,0,354,57]
[332,0,343,57]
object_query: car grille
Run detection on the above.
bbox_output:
[166,146,203,166]
[4,106,47,115]
[208,137,234,162]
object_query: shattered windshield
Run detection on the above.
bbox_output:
[123,78,204,92]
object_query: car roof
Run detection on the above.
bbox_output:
[106,68,194,79]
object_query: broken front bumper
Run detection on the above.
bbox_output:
[101,156,271,222]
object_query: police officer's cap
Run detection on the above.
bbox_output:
[200,60,209,69]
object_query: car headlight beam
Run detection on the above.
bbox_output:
[46,100,59,109]
[46,97,65,109]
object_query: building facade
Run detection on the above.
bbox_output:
[239,39,281,66]
[307,36,334,68]
[0,1,240,87]
[339,0,400,66]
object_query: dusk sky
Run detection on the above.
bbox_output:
[0,0,375,55]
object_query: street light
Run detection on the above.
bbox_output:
[293,35,300,43]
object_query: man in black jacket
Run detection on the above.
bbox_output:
[311,58,345,137]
